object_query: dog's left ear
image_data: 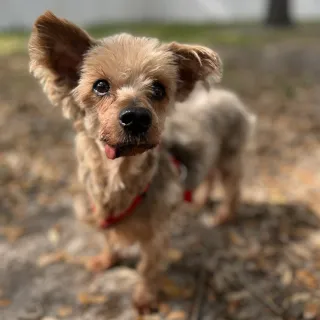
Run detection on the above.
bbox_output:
[167,42,222,101]
[29,11,95,90]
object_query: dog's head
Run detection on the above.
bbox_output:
[29,11,222,159]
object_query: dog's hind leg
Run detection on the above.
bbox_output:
[192,168,217,210]
[212,154,242,226]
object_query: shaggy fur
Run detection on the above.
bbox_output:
[163,83,256,225]
[28,11,222,314]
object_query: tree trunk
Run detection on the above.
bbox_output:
[266,0,293,27]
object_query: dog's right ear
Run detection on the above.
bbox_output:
[29,11,94,89]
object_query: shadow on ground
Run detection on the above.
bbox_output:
[1,200,320,320]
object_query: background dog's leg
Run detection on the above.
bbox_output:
[193,168,217,210]
[213,156,242,226]
[133,235,168,314]
[85,233,119,272]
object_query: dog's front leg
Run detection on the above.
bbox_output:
[85,232,119,272]
[213,155,242,226]
[192,168,217,210]
[133,235,168,314]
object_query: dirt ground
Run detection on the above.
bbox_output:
[1,37,320,320]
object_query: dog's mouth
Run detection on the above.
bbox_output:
[105,143,157,160]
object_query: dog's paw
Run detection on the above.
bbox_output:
[202,205,236,227]
[85,252,118,273]
[212,205,236,226]
[132,284,159,315]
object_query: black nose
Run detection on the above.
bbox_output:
[119,107,152,134]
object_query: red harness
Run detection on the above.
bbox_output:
[98,184,150,229]
[96,155,192,229]
[171,157,193,203]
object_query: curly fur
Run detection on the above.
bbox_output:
[163,82,256,225]
[28,11,222,314]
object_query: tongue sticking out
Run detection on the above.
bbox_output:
[105,145,117,160]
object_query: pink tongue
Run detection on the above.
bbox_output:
[105,145,116,160]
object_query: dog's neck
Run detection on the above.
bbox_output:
[93,138,158,216]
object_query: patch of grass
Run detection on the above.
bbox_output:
[0,22,319,56]
[0,32,28,55]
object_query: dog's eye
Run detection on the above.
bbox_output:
[93,79,110,96]
[150,81,166,101]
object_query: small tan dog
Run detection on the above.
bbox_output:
[29,11,222,313]
[163,83,256,226]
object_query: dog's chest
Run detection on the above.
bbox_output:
[100,151,157,211]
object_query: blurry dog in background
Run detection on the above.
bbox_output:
[28,11,222,314]
[163,83,256,226]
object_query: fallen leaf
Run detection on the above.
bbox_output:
[0,226,24,242]
[137,315,161,320]
[167,248,183,262]
[66,255,92,267]
[290,292,311,304]
[47,225,61,245]
[228,230,246,246]
[77,292,107,305]
[281,268,293,286]
[268,187,287,204]
[137,316,161,320]
[37,251,67,267]
[303,302,319,319]
[296,169,315,185]
[160,277,193,299]
[57,306,73,317]
[228,299,240,314]
[167,310,186,320]
[226,290,250,301]
[296,269,318,289]
[0,299,11,307]
[159,303,171,315]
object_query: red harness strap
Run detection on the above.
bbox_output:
[94,184,150,229]
[171,157,193,203]
[95,154,192,229]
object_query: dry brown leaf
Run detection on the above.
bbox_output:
[137,316,161,320]
[77,292,107,305]
[296,269,318,289]
[159,303,171,315]
[64,254,89,266]
[0,226,24,242]
[227,299,240,315]
[0,299,11,307]
[297,169,315,185]
[226,290,250,301]
[303,302,319,319]
[57,306,73,317]
[228,230,246,246]
[269,188,287,204]
[160,277,193,299]
[166,310,186,320]
[37,251,67,267]
[167,248,183,262]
